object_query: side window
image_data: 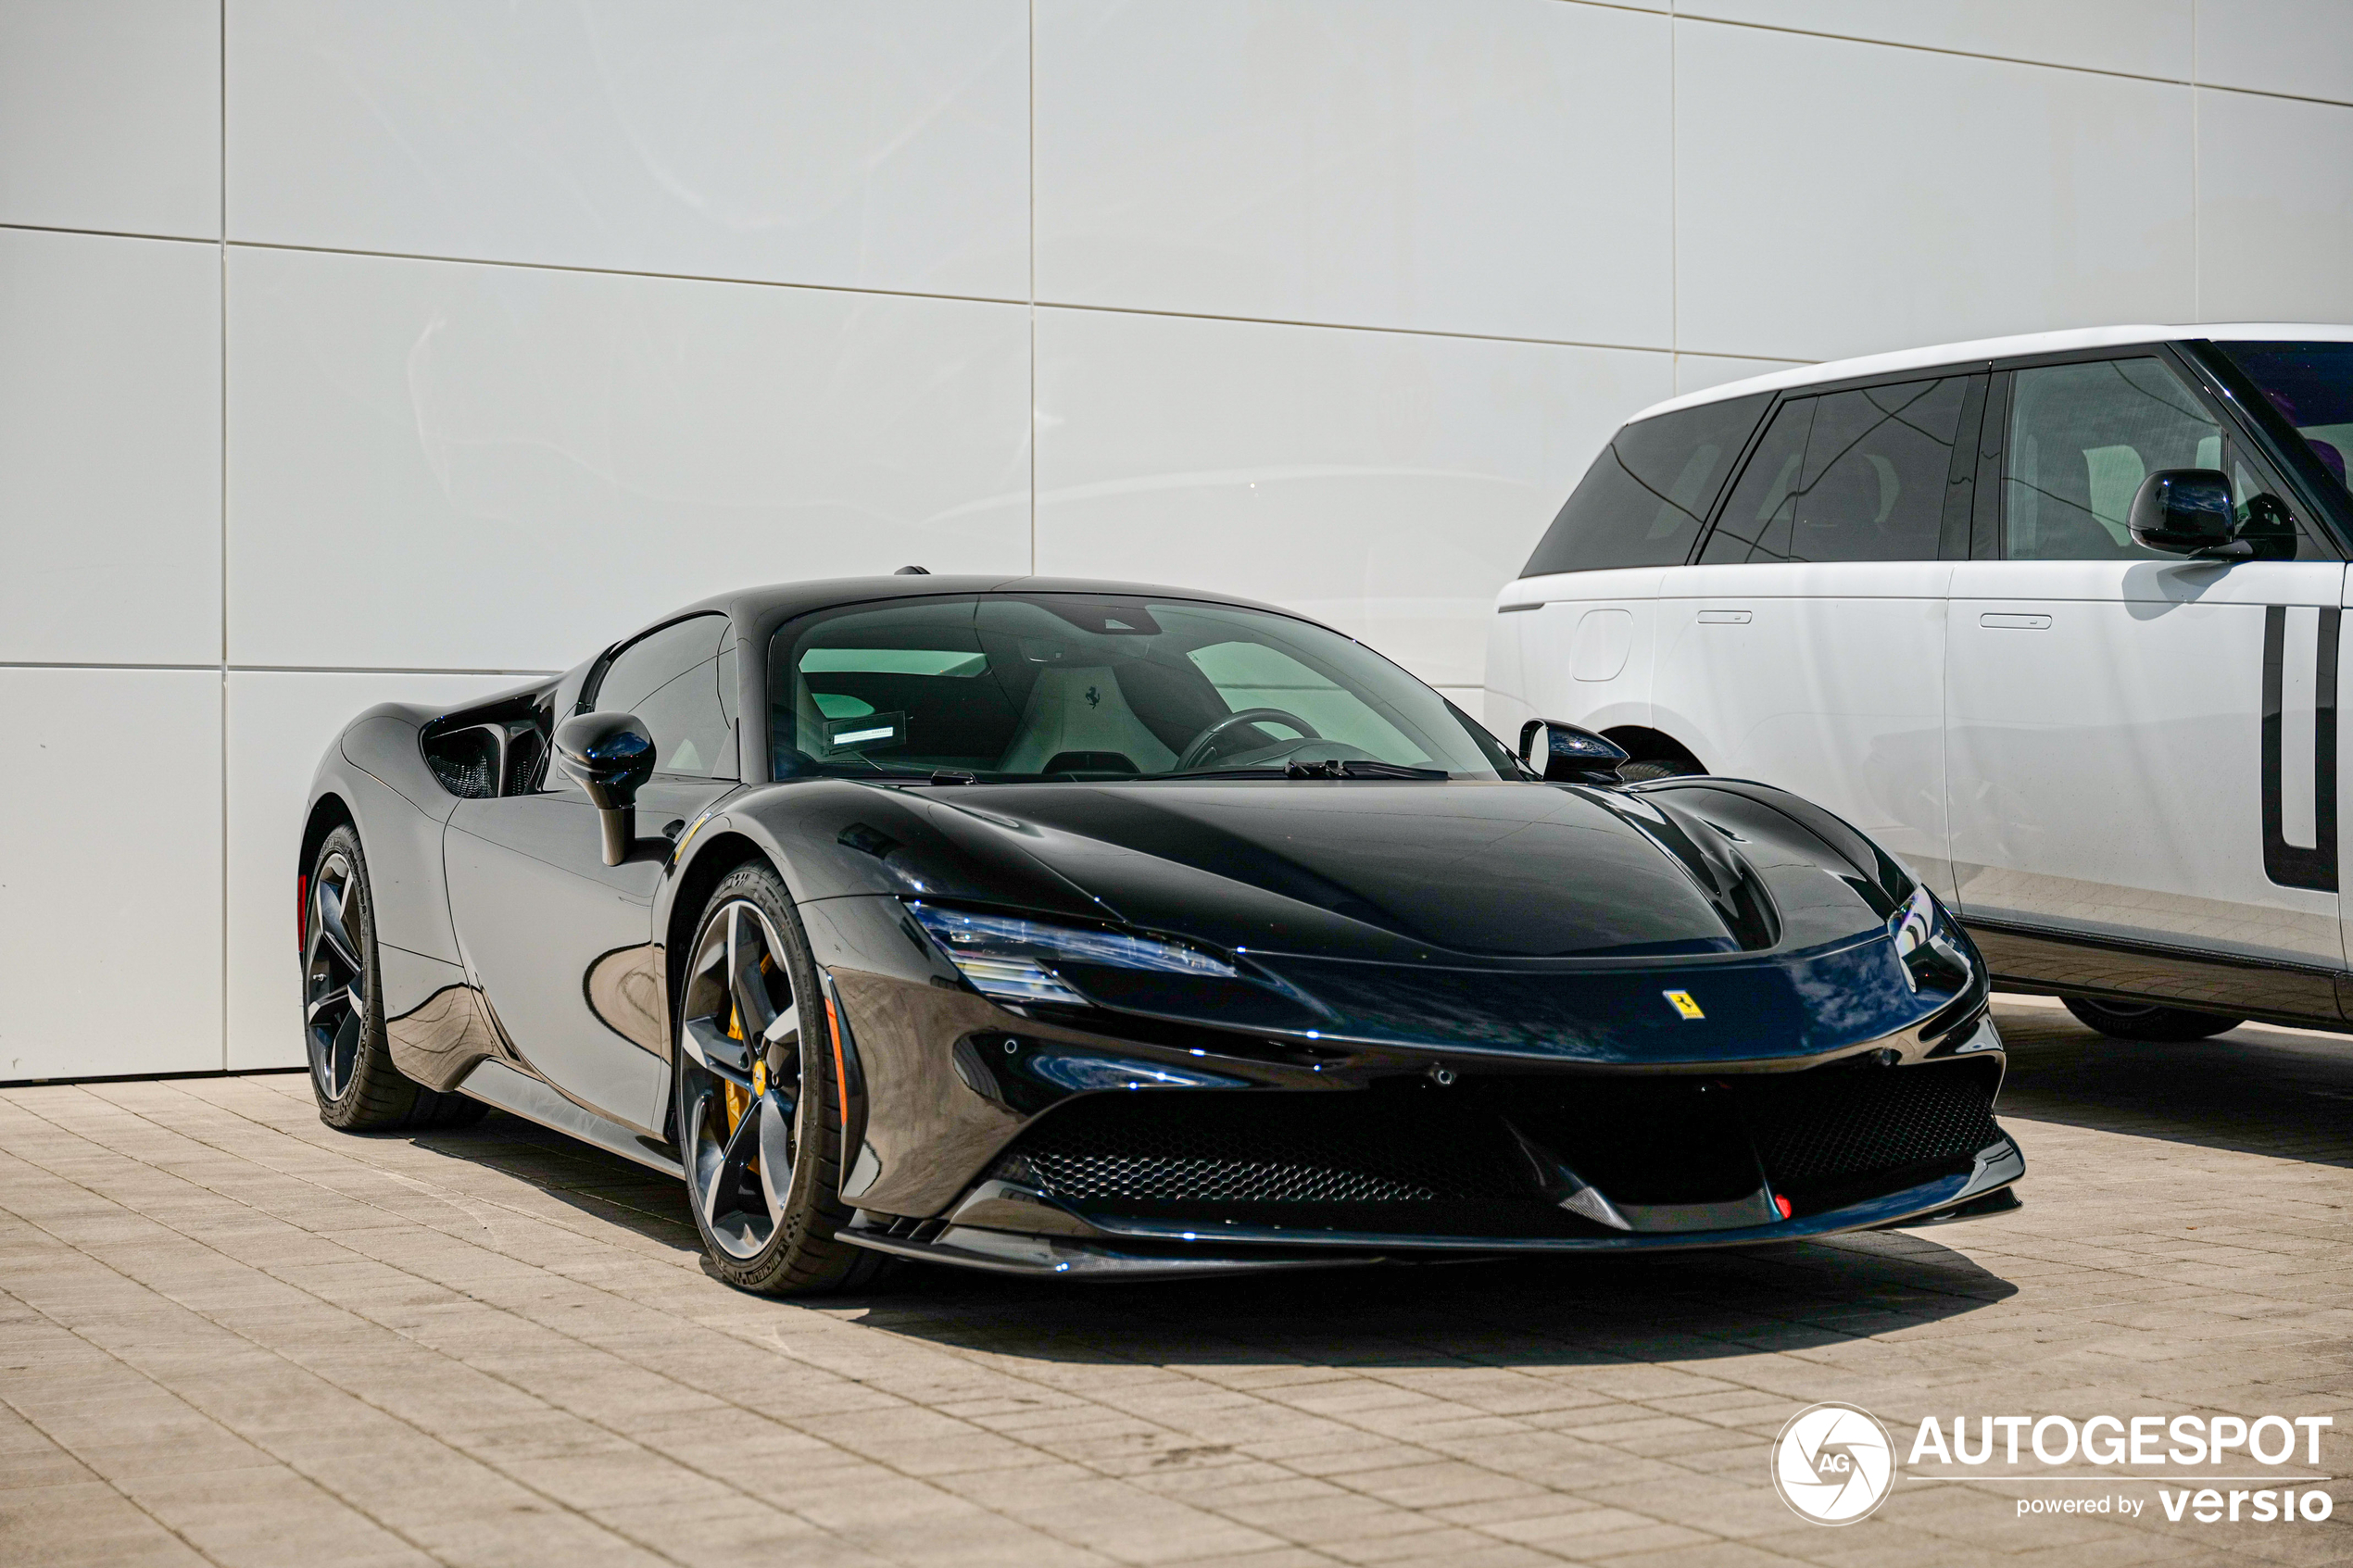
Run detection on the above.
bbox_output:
[1521,394,1769,575]
[588,613,736,778]
[2003,358,2222,561]
[1702,378,1969,564]
[1703,399,1809,563]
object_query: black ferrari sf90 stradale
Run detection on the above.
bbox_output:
[301,575,2020,1291]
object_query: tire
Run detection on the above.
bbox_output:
[672,861,889,1296]
[2061,996,2245,1042]
[304,825,486,1131]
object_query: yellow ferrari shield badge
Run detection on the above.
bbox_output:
[752,1060,769,1097]
[1663,989,1705,1021]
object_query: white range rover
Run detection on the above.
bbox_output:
[1487,325,2353,1043]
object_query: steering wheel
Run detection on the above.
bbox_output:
[1176,708,1322,771]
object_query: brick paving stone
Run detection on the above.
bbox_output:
[3,1002,2352,1565]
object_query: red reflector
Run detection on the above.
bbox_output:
[296,874,308,952]
[1774,1194,1793,1220]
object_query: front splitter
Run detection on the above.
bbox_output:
[837,1137,2025,1281]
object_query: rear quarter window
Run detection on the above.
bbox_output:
[1521,393,1770,576]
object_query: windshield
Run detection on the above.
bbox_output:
[769,594,1516,782]
[2216,341,2353,495]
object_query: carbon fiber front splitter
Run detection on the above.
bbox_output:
[837,1136,2024,1281]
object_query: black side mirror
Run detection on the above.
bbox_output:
[1519,719,1629,784]
[554,712,656,865]
[2129,469,2246,558]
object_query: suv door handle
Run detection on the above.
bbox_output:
[1980,612,2052,630]
[1696,609,1752,624]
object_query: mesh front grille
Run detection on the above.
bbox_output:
[1000,1064,2002,1221]
[1741,1065,1997,1187]
[1009,1091,1526,1206]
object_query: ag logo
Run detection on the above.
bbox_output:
[1770,1402,1894,1524]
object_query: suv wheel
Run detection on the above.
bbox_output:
[2061,996,2244,1042]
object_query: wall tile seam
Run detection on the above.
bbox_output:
[0,663,561,677]
[4,225,1791,361]
[1673,12,2353,108]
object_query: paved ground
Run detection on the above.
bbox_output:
[2,997,2348,1568]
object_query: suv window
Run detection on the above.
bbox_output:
[2003,358,2225,561]
[1521,394,1769,575]
[1701,377,1969,564]
[587,613,736,778]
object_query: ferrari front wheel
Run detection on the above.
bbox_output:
[304,826,484,1131]
[673,862,887,1295]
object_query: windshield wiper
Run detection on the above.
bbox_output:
[1286,759,1448,780]
[1161,760,1449,781]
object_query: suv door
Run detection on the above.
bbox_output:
[445,614,741,1133]
[1944,351,2347,1005]
[1657,371,1984,895]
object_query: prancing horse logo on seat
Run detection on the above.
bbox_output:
[1085,686,1101,709]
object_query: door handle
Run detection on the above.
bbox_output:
[1696,609,1752,624]
[1980,612,2052,630]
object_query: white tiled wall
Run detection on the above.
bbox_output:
[1034,308,1670,686]
[5,0,2350,1080]
[227,246,1032,671]
[0,228,221,666]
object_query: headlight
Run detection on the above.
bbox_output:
[911,904,1236,1007]
[1889,884,1970,993]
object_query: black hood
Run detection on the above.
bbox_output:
[900,780,1790,964]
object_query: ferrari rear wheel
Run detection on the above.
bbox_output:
[2062,996,2245,1042]
[673,862,887,1295]
[305,826,484,1131]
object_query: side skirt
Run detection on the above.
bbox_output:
[457,1058,685,1178]
[1965,917,2350,1033]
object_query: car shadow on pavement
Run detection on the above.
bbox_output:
[838,1229,2019,1370]
[1991,999,2353,1169]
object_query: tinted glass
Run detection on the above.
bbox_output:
[2004,358,2222,561]
[770,595,1515,781]
[590,613,736,777]
[1702,379,1967,563]
[1522,393,1769,575]
[1701,398,1811,563]
[2215,340,2353,495]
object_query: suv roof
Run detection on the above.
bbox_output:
[1635,322,2353,426]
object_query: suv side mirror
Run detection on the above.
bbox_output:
[554,712,656,865]
[1519,719,1629,784]
[2129,469,2246,558]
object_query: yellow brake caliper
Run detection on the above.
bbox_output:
[719,976,764,1175]
[722,1004,751,1143]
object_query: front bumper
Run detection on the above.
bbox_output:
[838,1134,2025,1279]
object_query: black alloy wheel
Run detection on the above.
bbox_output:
[2061,996,2245,1042]
[304,826,484,1131]
[673,862,886,1294]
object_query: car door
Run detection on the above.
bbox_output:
[445,614,742,1135]
[1944,351,2347,985]
[1654,371,1984,897]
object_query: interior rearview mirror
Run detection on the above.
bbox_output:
[2129,469,2245,558]
[1519,719,1629,784]
[554,712,656,865]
